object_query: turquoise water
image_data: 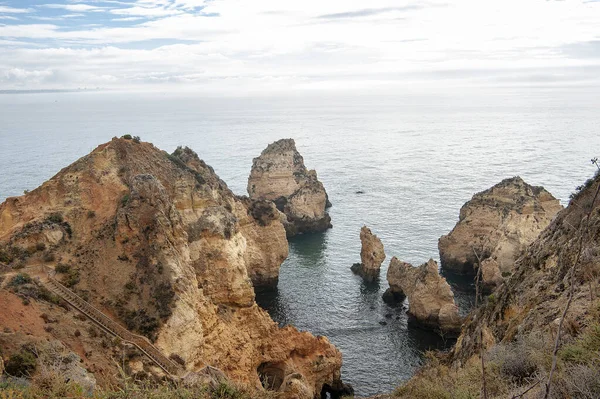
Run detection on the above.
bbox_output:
[1,90,599,396]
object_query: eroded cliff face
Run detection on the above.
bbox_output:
[383,258,461,334]
[0,138,342,398]
[247,139,331,236]
[438,177,562,290]
[453,172,600,365]
[351,226,385,282]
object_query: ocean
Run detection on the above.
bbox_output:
[1,89,598,396]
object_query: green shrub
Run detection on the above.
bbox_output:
[133,136,141,143]
[8,273,32,287]
[61,268,80,288]
[122,134,132,140]
[87,210,96,218]
[560,324,600,364]
[5,350,37,377]
[45,212,63,224]
[121,194,130,206]
[55,263,71,274]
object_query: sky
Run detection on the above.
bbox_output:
[0,0,600,94]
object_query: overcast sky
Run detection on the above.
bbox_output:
[1,0,599,93]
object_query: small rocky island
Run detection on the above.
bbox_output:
[351,226,386,282]
[383,258,461,334]
[439,176,562,291]
[247,139,332,236]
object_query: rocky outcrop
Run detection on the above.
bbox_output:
[235,197,289,290]
[247,139,331,236]
[351,226,385,282]
[438,177,562,290]
[453,171,600,364]
[383,258,461,334]
[0,138,345,397]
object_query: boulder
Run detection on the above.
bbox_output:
[248,139,331,236]
[438,177,562,290]
[351,226,385,282]
[384,258,461,333]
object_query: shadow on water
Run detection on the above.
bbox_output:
[287,231,328,265]
[255,287,290,328]
[407,324,457,353]
[440,269,477,316]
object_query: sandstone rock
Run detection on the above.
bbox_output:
[351,226,385,282]
[453,171,600,365]
[438,176,563,287]
[247,139,331,236]
[235,197,289,290]
[0,139,343,395]
[384,258,461,333]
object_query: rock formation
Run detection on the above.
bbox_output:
[453,171,600,364]
[351,226,385,282]
[383,258,461,334]
[0,138,346,397]
[247,139,331,236]
[438,176,562,290]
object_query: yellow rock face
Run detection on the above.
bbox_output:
[247,139,331,236]
[438,176,563,281]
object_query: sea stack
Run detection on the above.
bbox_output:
[438,176,562,291]
[383,258,461,334]
[248,139,331,236]
[351,226,385,282]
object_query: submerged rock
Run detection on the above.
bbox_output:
[384,258,461,334]
[351,226,385,282]
[247,139,332,236]
[438,176,562,290]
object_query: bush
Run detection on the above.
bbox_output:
[133,136,141,143]
[8,273,32,287]
[122,134,132,140]
[5,350,37,377]
[54,263,71,274]
[87,210,96,218]
[43,252,55,263]
[45,213,63,224]
[61,268,80,288]
[121,194,130,206]
[559,324,600,364]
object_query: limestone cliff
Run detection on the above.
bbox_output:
[0,138,344,398]
[247,139,331,236]
[439,176,562,290]
[383,258,461,334]
[453,171,600,364]
[351,226,385,282]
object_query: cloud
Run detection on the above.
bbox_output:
[0,6,32,13]
[1,0,600,93]
[41,4,106,12]
[316,6,422,19]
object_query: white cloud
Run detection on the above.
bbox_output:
[41,4,106,12]
[1,0,600,92]
[0,5,32,13]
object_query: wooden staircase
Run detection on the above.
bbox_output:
[43,277,183,377]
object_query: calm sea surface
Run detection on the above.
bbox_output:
[1,90,598,396]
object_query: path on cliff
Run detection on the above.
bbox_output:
[1,265,184,377]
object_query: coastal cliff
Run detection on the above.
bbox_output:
[0,138,344,398]
[388,170,600,398]
[247,139,331,236]
[439,177,562,290]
